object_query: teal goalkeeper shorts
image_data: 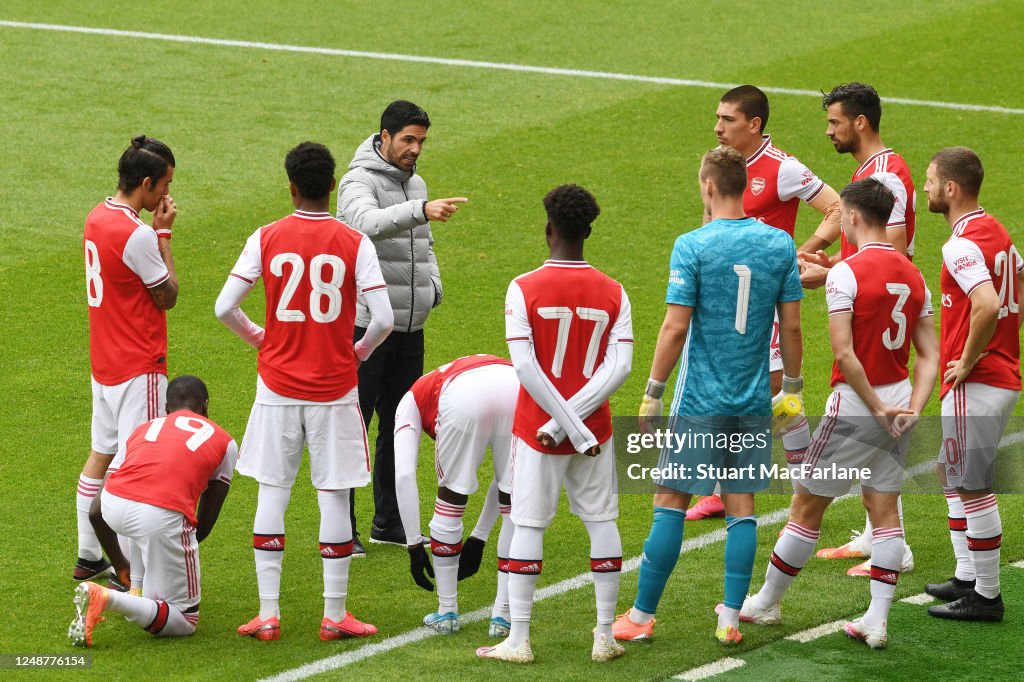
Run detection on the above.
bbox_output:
[654,415,772,496]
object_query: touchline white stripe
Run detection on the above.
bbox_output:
[674,657,746,680]
[2,19,1023,116]
[785,619,845,642]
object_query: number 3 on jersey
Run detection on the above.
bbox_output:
[270,252,345,323]
[537,306,609,378]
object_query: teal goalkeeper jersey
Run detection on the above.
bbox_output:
[666,217,802,417]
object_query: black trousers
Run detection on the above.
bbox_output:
[351,326,424,533]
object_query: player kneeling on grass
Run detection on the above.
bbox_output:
[615,146,804,647]
[477,184,633,664]
[215,142,394,642]
[393,355,518,636]
[70,376,237,647]
[737,178,939,650]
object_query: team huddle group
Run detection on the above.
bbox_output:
[67,85,1019,666]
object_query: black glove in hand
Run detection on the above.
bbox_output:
[458,536,486,581]
[408,544,435,591]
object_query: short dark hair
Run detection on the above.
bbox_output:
[117,135,175,192]
[380,100,430,136]
[720,85,770,133]
[840,177,895,227]
[700,147,747,198]
[166,375,209,413]
[284,141,336,200]
[544,184,600,241]
[822,82,882,131]
[932,146,984,197]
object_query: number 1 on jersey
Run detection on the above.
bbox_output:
[733,265,751,334]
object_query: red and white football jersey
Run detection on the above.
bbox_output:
[230,211,386,402]
[84,199,170,385]
[409,354,513,439]
[939,209,1022,398]
[840,149,917,261]
[744,135,825,237]
[106,410,237,527]
[826,243,932,386]
[505,261,633,454]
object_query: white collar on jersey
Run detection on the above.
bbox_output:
[104,197,139,218]
[292,210,333,220]
[543,259,590,268]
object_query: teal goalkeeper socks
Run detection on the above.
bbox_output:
[723,515,757,610]
[633,506,686,615]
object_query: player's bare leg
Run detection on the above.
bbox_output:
[87,485,129,590]
[74,451,114,580]
[613,488,689,641]
[424,486,467,634]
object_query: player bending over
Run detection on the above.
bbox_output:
[215,142,393,641]
[393,355,518,636]
[615,146,803,646]
[70,376,236,646]
[923,147,1021,622]
[737,178,938,650]
[477,184,633,664]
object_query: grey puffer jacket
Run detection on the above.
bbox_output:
[337,134,442,333]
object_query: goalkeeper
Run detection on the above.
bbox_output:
[393,355,519,637]
[616,147,804,646]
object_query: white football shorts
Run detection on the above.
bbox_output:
[92,373,167,468]
[101,491,201,611]
[434,364,518,495]
[938,382,1018,491]
[237,392,370,490]
[510,436,618,528]
[801,380,912,498]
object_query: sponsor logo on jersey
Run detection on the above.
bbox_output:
[751,177,766,196]
[800,169,816,186]
[669,269,685,286]
[941,293,953,308]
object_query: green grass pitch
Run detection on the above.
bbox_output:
[1,1,1022,679]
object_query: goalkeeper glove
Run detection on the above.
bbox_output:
[772,375,805,437]
[458,536,486,580]
[408,544,435,591]
[639,378,666,430]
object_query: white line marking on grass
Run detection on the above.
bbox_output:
[901,593,936,605]
[1011,560,1024,569]
[2,20,1024,116]
[673,657,746,680]
[785,619,845,642]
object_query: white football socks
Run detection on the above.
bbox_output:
[585,520,622,641]
[943,487,974,581]
[863,528,903,628]
[318,489,352,621]
[507,525,544,647]
[753,521,818,609]
[492,505,513,621]
[429,497,466,614]
[253,483,291,620]
[965,495,1002,599]
[76,474,103,561]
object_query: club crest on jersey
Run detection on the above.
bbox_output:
[751,177,766,196]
